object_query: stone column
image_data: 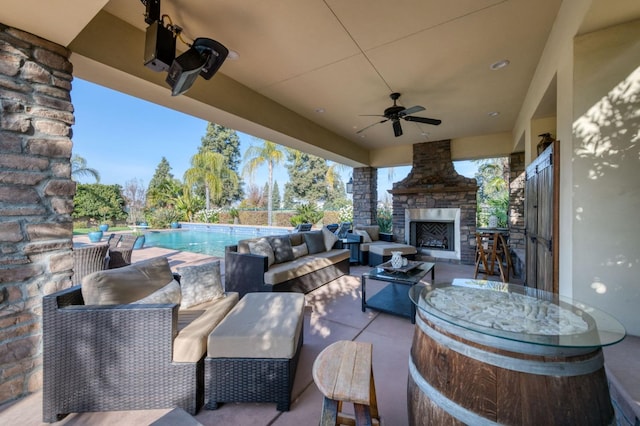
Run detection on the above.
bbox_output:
[508,152,526,277]
[352,167,377,226]
[0,23,75,404]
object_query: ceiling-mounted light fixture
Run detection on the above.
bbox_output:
[490,59,510,70]
[166,38,228,96]
[140,0,229,96]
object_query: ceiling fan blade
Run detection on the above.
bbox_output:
[392,119,403,137]
[399,105,425,116]
[404,115,442,126]
[356,119,388,134]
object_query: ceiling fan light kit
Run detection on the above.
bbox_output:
[357,92,441,137]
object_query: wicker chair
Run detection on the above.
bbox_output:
[108,234,139,269]
[42,285,202,422]
[106,233,121,249]
[72,244,109,284]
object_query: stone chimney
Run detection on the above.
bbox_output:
[389,140,478,264]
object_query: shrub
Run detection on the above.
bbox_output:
[290,202,323,226]
[195,208,222,223]
[377,204,393,233]
[148,207,182,228]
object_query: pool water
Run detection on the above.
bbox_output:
[143,228,289,257]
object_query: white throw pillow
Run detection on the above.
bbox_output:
[355,229,372,243]
[133,279,182,305]
[292,243,309,258]
[176,260,225,309]
[248,238,275,267]
[322,226,339,251]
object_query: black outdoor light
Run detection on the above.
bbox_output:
[141,0,228,96]
[346,176,353,194]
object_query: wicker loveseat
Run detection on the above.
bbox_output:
[225,228,350,297]
[42,256,238,422]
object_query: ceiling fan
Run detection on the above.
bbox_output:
[356,92,441,137]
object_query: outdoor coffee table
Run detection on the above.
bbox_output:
[361,261,435,323]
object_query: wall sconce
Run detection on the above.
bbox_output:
[346,176,353,194]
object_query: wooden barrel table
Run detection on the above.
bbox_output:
[407,280,625,426]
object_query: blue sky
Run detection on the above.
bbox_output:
[71,78,476,201]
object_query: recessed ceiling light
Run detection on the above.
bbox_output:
[314,108,325,113]
[490,59,510,70]
[488,111,500,117]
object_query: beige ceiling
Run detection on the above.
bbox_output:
[2,0,639,167]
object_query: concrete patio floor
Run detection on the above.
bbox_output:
[1,242,635,425]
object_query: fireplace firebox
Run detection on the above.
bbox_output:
[410,221,455,251]
[405,208,461,260]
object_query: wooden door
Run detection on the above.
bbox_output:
[525,142,559,293]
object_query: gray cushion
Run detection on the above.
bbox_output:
[322,226,339,251]
[356,225,380,241]
[268,236,294,264]
[292,242,308,259]
[355,229,372,243]
[248,237,275,267]
[81,256,174,305]
[303,231,326,254]
[176,260,225,309]
[133,279,182,305]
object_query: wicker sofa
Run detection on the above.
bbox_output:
[42,256,238,422]
[225,228,350,297]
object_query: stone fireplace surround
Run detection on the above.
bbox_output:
[389,140,478,264]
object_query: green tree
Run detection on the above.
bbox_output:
[475,158,509,227]
[243,140,286,226]
[271,180,281,210]
[71,154,100,183]
[184,151,237,210]
[147,157,181,209]
[73,183,127,225]
[283,149,330,208]
[199,123,244,205]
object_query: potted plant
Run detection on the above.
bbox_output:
[87,228,103,243]
[133,231,145,249]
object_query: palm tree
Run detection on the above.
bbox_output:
[71,154,100,182]
[184,151,236,210]
[243,140,285,226]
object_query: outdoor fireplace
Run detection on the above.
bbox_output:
[406,208,460,260]
[389,140,478,264]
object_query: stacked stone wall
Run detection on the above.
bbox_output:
[508,152,526,277]
[0,23,75,405]
[352,167,378,226]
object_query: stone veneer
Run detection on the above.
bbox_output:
[389,140,478,264]
[0,23,75,405]
[508,151,526,276]
[352,167,378,226]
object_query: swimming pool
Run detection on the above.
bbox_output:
[142,225,292,257]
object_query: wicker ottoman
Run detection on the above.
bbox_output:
[204,292,305,411]
[368,243,417,266]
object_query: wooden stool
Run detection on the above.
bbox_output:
[312,340,380,426]
[474,232,513,283]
